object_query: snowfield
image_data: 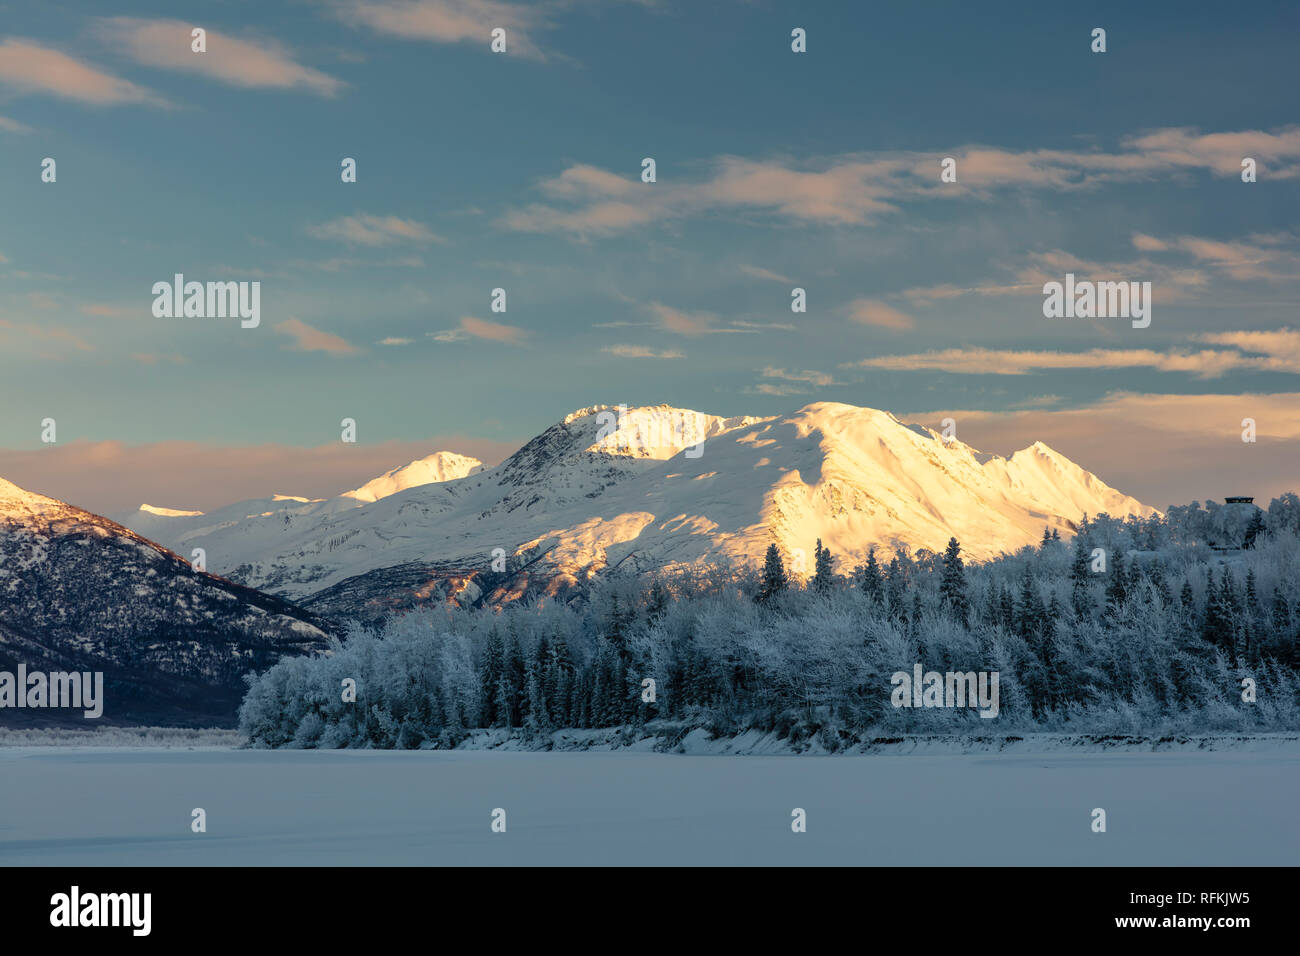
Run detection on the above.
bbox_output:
[2,746,1296,866]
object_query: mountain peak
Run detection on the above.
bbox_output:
[139,503,206,517]
[0,476,67,516]
[342,451,484,503]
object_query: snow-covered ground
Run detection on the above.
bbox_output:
[2,746,1296,865]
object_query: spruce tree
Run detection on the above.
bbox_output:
[886,557,906,614]
[1272,588,1291,640]
[758,543,788,605]
[813,538,835,595]
[480,628,505,726]
[939,537,970,621]
[1017,564,1043,637]
[857,548,884,602]
[1105,549,1127,614]
[1243,509,1266,549]
[1202,569,1224,648]
[1070,535,1092,618]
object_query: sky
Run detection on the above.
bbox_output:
[1,0,1298,514]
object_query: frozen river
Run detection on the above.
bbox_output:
[2,747,1296,865]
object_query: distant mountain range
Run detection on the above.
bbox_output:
[103,402,1154,625]
[1,402,1157,722]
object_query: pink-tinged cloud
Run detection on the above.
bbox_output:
[706,156,904,224]
[501,201,656,236]
[907,392,1300,509]
[501,127,1300,237]
[748,383,809,396]
[97,18,343,96]
[1132,233,1168,252]
[0,438,520,515]
[0,38,167,106]
[648,303,716,337]
[1197,328,1300,371]
[333,0,548,59]
[541,164,638,199]
[0,114,29,132]
[1123,126,1300,180]
[274,318,360,354]
[432,315,527,344]
[847,298,913,330]
[1171,236,1288,281]
[307,213,444,246]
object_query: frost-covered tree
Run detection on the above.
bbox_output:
[757,543,788,605]
[812,539,835,595]
[939,537,970,622]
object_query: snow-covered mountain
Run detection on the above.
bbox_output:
[342,451,483,503]
[114,452,486,547]
[0,477,329,725]
[114,402,1154,624]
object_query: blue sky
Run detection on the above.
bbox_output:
[1,0,1298,511]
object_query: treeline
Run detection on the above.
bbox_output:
[239,496,1300,748]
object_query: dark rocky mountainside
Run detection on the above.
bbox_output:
[0,478,329,726]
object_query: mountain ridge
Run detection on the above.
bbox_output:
[105,401,1155,623]
[0,477,330,726]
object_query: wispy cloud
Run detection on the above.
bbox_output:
[648,303,716,336]
[847,298,913,330]
[738,264,793,284]
[0,114,30,132]
[891,235,1288,310]
[731,320,797,332]
[307,214,444,246]
[645,303,761,336]
[502,127,1300,237]
[747,383,809,396]
[1135,232,1300,282]
[849,330,1300,378]
[762,367,840,387]
[96,18,343,95]
[431,315,527,344]
[0,38,167,106]
[377,336,414,346]
[275,318,361,354]
[330,0,550,60]
[602,344,684,359]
